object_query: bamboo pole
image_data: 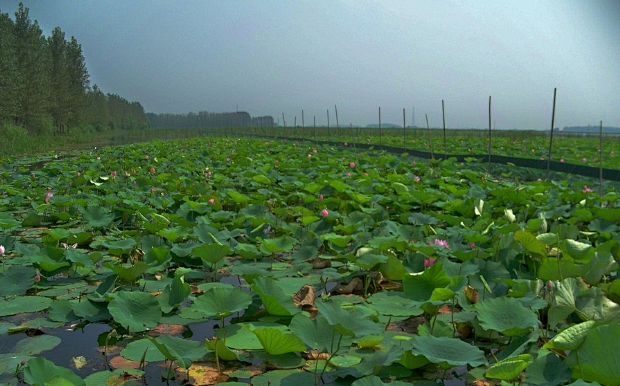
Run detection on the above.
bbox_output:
[600,120,604,196]
[314,115,316,142]
[403,108,406,149]
[302,110,304,128]
[327,109,330,138]
[335,105,339,140]
[442,100,446,159]
[546,88,557,180]
[426,113,434,159]
[488,96,492,166]
[379,107,382,145]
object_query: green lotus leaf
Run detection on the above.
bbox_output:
[251,276,299,316]
[24,357,84,386]
[402,262,451,302]
[314,298,383,337]
[157,275,191,314]
[0,265,36,295]
[566,323,620,385]
[0,296,53,317]
[205,338,238,361]
[108,291,161,332]
[251,369,315,386]
[121,338,166,362]
[515,230,547,257]
[149,334,208,369]
[289,313,341,351]
[351,375,411,386]
[84,369,145,386]
[392,182,409,195]
[227,189,250,203]
[108,261,149,282]
[218,322,289,350]
[524,349,571,386]
[79,205,115,228]
[366,291,424,317]
[191,243,231,264]
[260,236,295,253]
[98,238,137,255]
[476,296,539,336]
[543,320,596,351]
[193,287,252,318]
[486,354,532,381]
[411,335,487,367]
[12,335,62,355]
[251,328,306,355]
[252,174,271,185]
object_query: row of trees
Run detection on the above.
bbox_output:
[0,3,148,135]
[147,111,259,128]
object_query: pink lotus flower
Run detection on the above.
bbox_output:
[469,242,476,249]
[150,167,156,174]
[34,274,41,283]
[583,185,593,193]
[547,280,554,290]
[319,194,324,200]
[346,172,351,177]
[313,149,317,153]
[432,239,450,248]
[349,162,356,168]
[111,171,117,177]
[414,176,421,183]
[125,172,131,177]
[76,172,81,177]
[307,154,312,158]
[321,208,329,218]
[208,198,215,204]
[364,172,369,176]
[344,142,348,146]
[411,161,416,166]
[45,192,53,204]
[560,158,565,163]
[424,258,436,269]
[582,157,587,162]
[0,245,4,255]
[61,243,78,249]
[145,155,149,159]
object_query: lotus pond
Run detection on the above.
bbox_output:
[0,137,619,386]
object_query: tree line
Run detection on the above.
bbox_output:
[147,111,275,129]
[0,3,149,136]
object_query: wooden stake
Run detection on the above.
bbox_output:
[379,107,381,145]
[403,108,406,149]
[335,105,339,139]
[426,113,434,159]
[488,96,492,166]
[600,120,604,196]
[546,88,557,180]
[379,107,382,145]
[327,109,330,138]
[442,100,446,159]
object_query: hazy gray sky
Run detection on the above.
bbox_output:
[3,0,619,129]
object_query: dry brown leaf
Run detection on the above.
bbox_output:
[147,323,185,337]
[301,351,330,360]
[464,285,479,303]
[109,355,141,369]
[330,277,363,295]
[293,284,316,307]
